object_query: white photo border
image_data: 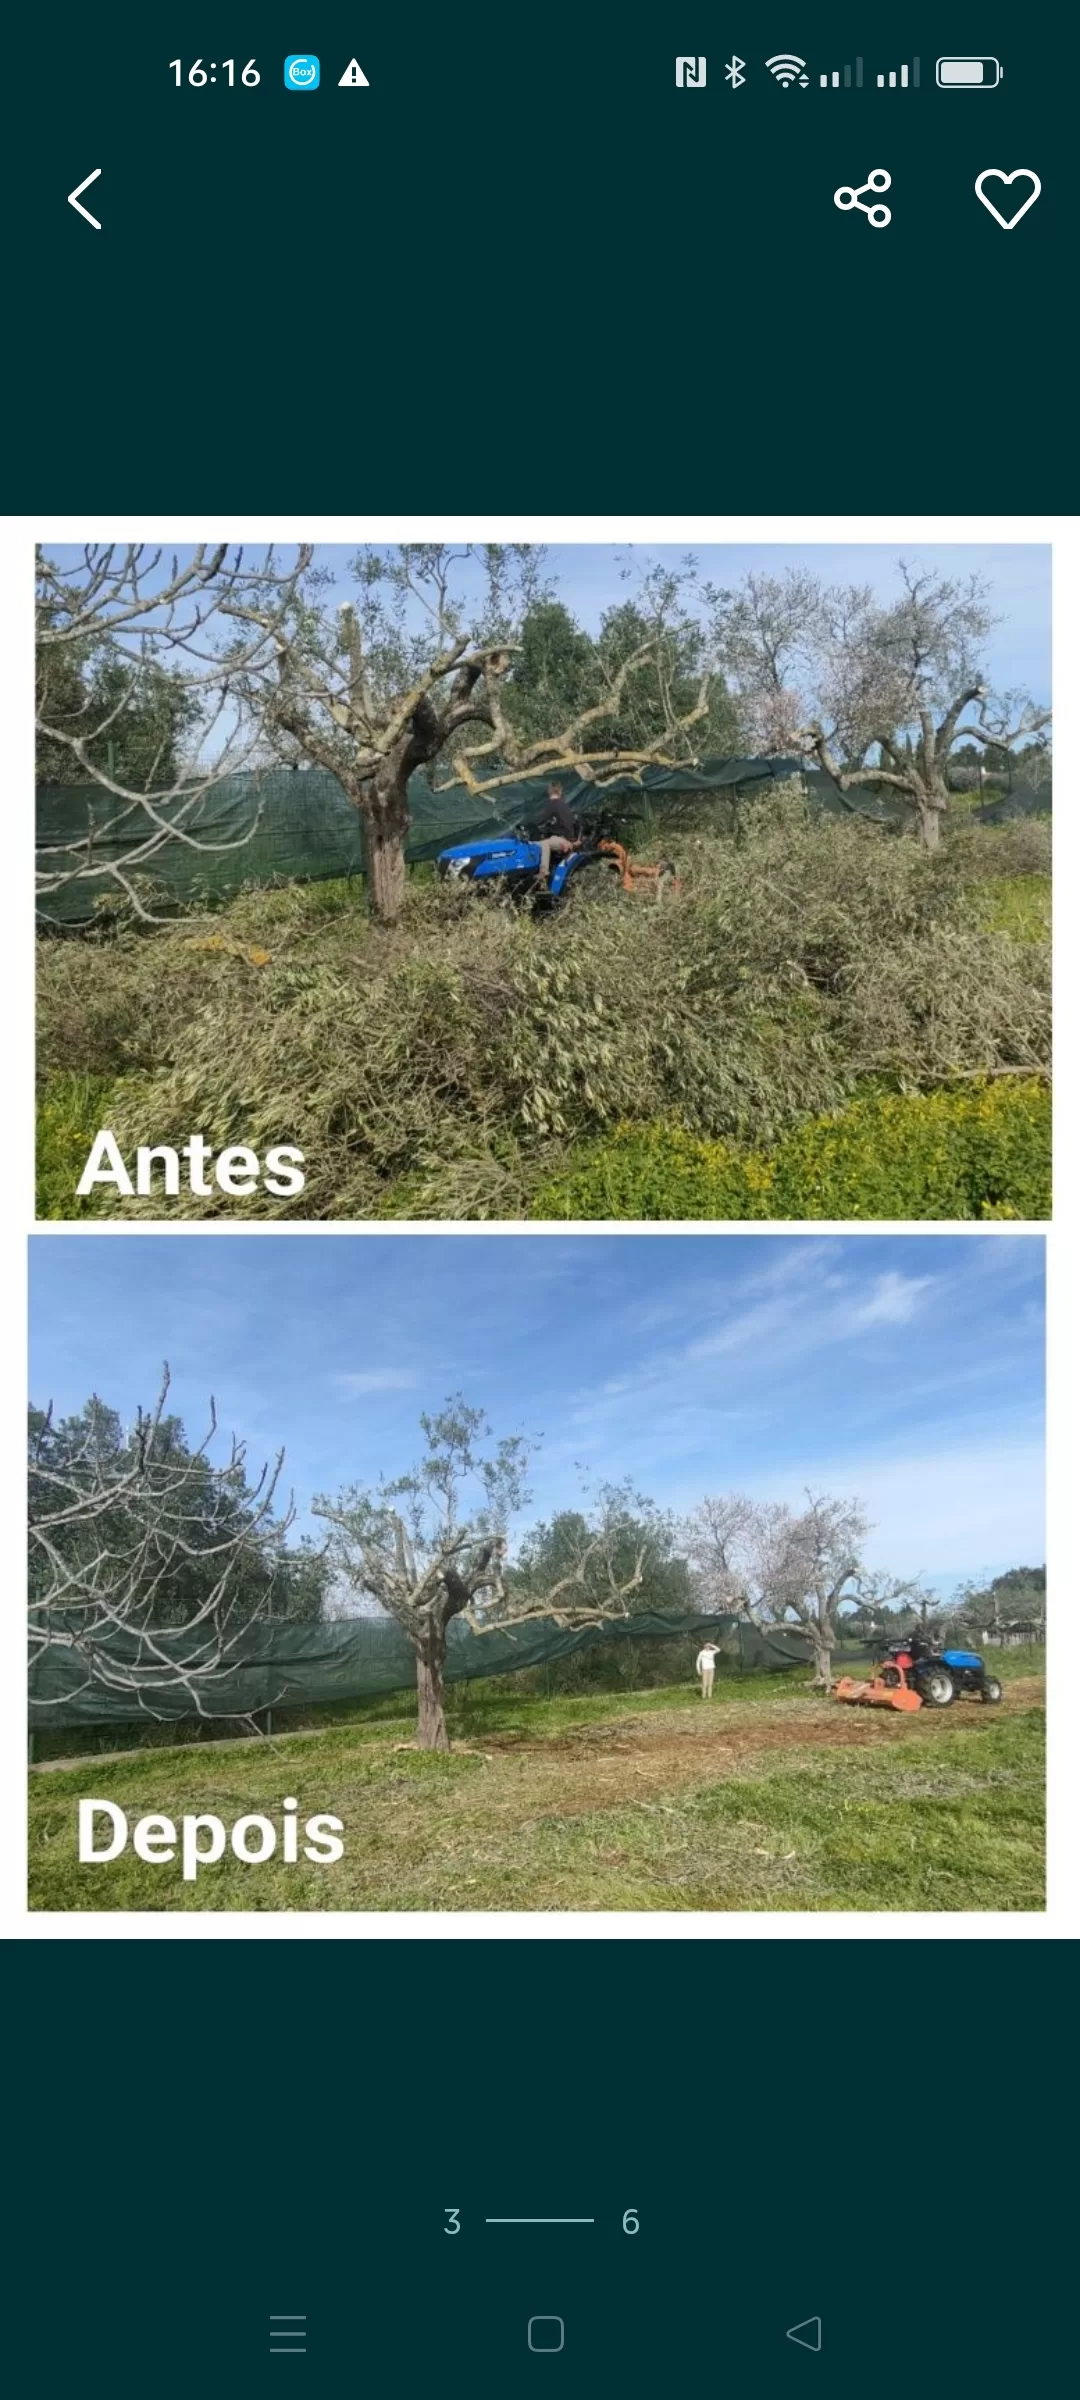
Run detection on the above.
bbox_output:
[5,515,1069,1941]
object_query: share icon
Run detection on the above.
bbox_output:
[833,167,892,227]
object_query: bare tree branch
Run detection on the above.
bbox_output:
[29,1365,294,1720]
[36,544,313,917]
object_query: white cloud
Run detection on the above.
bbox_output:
[851,1271,934,1328]
[334,1369,420,1396]
[673,1255,936,1377]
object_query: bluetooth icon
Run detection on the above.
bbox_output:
[725,55,746,88]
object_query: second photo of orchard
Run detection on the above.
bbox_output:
[28,1233,1045,1914]
[35,538,1050,1224]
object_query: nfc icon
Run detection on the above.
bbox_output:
[676,58,706,88]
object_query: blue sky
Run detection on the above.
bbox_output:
[29,1234,1045,1596]
[46,542,1051,704]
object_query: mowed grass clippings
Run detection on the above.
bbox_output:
[29,1668,1045,1915]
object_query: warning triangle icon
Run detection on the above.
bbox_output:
[338,60,370,86]
[786,2318,822,2353]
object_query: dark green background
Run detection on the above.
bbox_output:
[12,1940,1071,2395]
[11,5,1068,510]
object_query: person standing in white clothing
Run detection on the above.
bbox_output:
[696,1641,720,1698]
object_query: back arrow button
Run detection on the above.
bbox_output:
[68,169,102,229]
[786,2317,822,2352]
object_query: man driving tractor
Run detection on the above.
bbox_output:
[535,780,580,884]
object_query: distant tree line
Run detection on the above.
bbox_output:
[840,1565,1046,1647]
[27,1373,1046,1747]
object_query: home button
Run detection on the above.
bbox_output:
[528,2318,565,2353]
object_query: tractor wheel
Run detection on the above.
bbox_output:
[981,1676,1004,1704]
[919,1668,955,1708]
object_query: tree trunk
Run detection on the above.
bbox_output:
[363,766,411,924]
[415,1629,450,1752]
[366,816,408,921]
[916,794,944,850]
[810,1635,834,1690]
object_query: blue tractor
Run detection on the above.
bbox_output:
[436,810,678,912]
[886,1630,1004,1708]
[837,1630,1004,1713]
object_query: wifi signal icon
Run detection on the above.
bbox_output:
[766,54,809,87]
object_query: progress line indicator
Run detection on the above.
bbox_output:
[486,2217,596,2224]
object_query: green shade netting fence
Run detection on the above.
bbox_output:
[35,756,912,924]
[27,1609,838,1729]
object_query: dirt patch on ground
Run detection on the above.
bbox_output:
[461,1687,1043,1824]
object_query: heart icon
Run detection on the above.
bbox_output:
[975,168,1041,230]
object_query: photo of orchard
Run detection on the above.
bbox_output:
[35,542,1050,1221]
[28,1233,1046,1912]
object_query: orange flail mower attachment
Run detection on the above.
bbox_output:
[834,1664,923,1712]
[596,839,682,898]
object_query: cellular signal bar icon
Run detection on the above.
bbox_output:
[877,60,920,87]
[820,60,863,87]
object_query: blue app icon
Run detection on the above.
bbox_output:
[284,55,321,90]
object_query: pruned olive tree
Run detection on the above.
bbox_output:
[682,1489,914,1688]
[315,1398,653,1749]
[711,561,1051,847]
[229,546,720,922]
[35,544,312,917]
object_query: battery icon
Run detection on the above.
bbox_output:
[936,58,1002,87]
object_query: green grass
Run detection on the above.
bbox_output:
[975,873,1051,942]
[27,1670,794,1763]
[968,1641,1044,1680]
[29,1658,1044,1914]
[35,1072,116,1218]
[528,1081,1051,1222]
